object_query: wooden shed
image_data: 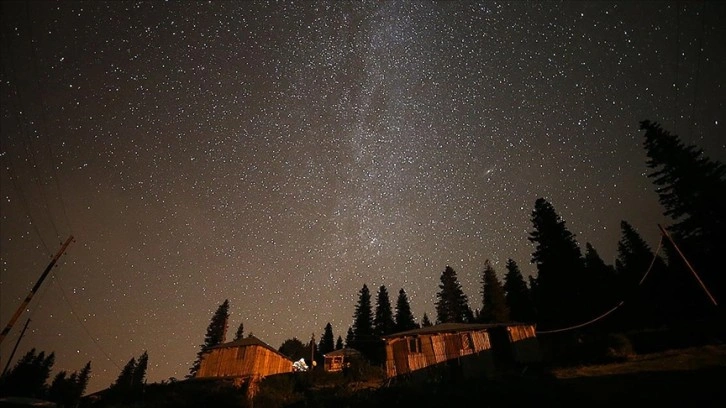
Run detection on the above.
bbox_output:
[382,322,541,379]
[323,348,362,372]
[195,335,293,379]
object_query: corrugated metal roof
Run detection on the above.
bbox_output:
[323,347,361,358]
[382,322,535,339]
[208,335,288,359]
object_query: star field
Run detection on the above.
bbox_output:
[1,1,725,393]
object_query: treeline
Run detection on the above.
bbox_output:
[0,348,90,407]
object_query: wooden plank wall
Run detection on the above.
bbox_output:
[197,345,292,378]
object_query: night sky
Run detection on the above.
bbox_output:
[1,1,724,393]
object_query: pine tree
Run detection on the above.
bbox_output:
[435,266,470,323]
[319,323,335,356]
[616,220,674,328]
[112,357,136,394]
[529,198,586,329]
[479,260,510,323]
[335,336,344,350]
[503,259,536,322]
[132,351,148,394]
[189,299,230,377]
[582,242,618,328]
[75,361,91,401]
[641,120,726,303]
[394,288,418,332]
[374,285,396,336]
[352,284,374,346]
[278,337,307,361]
[233,322,244,341]
[421,313,432,327]
[345,326,355,348]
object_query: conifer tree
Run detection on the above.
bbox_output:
[503,259,536,322]
[112,357,137,393]
[352,284,374,346]
[616,220,675,328]
[1,349,56,398]
[189,299,230,377]
[319,323,335,356]
[233,322,244,341]
[394,288,418,332]
[435,266,470,323]
[529,198,586,329]
[641,120,726,303]
[132,351,148,394]
[345,326,355,348]
[582,242,618,326]
[335,336,344,350]
[479,260,510,323]
[421,313,432,327]
[374,285,396,336]
[278,337,307,361]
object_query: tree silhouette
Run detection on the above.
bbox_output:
[394,288,418,332]
[374,285,396,336]
[641,119,726,304]
[233,322,244,341]
[278,337,307,361]
[503,259,536,322]
[111,357,136,396]
[435,266,470,323]
[345,327,355,348]
[479,260,510,323]
[0,349,55,399]
[616,220,675,328]
[582,242,618,330]
[352,284,374,344]
[189,299,229,377]
[319,323,335,356]
[421,313,432,327]
[335,336,344,350]
[529,198,586,329]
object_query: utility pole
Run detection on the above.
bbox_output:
[0,235,74,345]
[657,224,718,306]
[1,318,31,376]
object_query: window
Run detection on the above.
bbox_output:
[407,337,422,353]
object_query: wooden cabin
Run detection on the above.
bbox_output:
[323,348,362,372]
[195,335,293,379]
[382,322,540,379]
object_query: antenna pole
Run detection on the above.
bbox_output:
[0,235,74,345]
[657,224,717,306]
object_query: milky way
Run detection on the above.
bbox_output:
[1,1,724,392]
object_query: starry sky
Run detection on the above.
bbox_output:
[1,1,724,394]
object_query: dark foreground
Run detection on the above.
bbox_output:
[82,345,726,408]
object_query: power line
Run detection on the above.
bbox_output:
[24,1,73,235]
[0,26,54,254]
[50,267,123,372]
[687,1,706,140]
[537,236,664,335]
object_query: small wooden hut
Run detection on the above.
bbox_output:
[195,335,293,379]
[382,322,540,379]
[323,348,362,372]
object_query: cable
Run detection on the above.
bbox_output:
[49,263,123,371]
[0,25,53,254]
[25,1,73,235]
[536,236,663,335]
[687,1,706,140]
[674,1,681,132]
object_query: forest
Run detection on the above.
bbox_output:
[1,120,724,407]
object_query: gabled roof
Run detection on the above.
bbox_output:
[323,347,361,358]
[382,322,535,340]
[208,335,290,360]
